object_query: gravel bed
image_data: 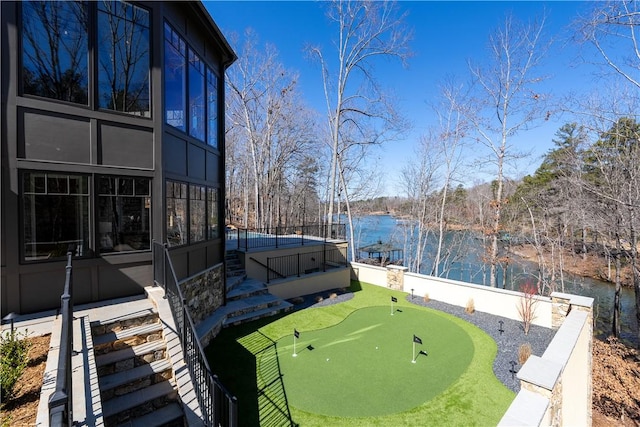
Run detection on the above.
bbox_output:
[288,289,556,393]
[406,295,556,392]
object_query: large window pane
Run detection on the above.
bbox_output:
[98,176,150,253]
[22,1,89,104]
[166,181,187,246]
[188,49,205,141]
[164,23,186,131]
[23,173,89,260]
[98,1,150,116]
[207,68,218,148]
[190,185,205,242]
[207,187,219,239]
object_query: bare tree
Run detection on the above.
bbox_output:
[578,0,640,344]
[579,1,640,90]
[430,79,469,277]
[226,31,317,229]
[400,138,438,273]
[466,13,550,287]
[308,0,412,240]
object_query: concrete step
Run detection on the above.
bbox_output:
[227,278,268,301]
[93,322,163,355]
[102,378,178,422]
[91,311,159,336]
[96,339,167,369]
[100,358,172,394]
[121,402,184,427]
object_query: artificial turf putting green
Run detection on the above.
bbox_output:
[207,282,515,426]
[272,306,474,417]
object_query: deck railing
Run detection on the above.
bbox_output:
[153,241,238,426]
[49,245,75,427]
[228,223,347,250]
[266,246,348,283]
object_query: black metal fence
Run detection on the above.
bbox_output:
[228,224,347,250]
[266,246,348,283]
[152,241,238,426]
[49,245,75,426]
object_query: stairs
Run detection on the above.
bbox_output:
[92,310,184,426]
[224,250,293,327]
[196,251,293,342]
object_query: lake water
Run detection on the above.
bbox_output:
[345,214,639,347]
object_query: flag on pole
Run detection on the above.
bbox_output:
[294,329,300,338]
[391,296,398,303]
[413,334,422,345]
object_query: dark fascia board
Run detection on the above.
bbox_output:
[193,1,237,68]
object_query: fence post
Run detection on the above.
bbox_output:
[297,253,301,277]
[267,257,271,284]
[323,245,327,272]
[229,396,238,427]
[213,375,222,427]
[275,226,279,248]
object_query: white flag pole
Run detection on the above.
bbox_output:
[293,334,297,357]
[412,340,416,363]
[391,299,394,316]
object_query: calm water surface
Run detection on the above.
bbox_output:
[345,214,639,347]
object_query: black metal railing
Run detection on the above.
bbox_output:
[49,245,75,426]
[228,224,347,250]
[152,241,238,426]
[266,246,348,283]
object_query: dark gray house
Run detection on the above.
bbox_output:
[1,1,236,314]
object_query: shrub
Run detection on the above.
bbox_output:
[518,343,532,364]
[517,282,539,335]
[465,298,475,314]
[0,329,30,400]
[423,293,430,302]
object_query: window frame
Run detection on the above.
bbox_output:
[165,180,221,247]
[163,20,219,147]
[21,172,91,263]
[97,0,151,117]
[97,176,151,254]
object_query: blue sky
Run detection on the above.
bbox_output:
[205,1,606,195]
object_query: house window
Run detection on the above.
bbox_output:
[165,22,219,146]
[22,172,90,261]
[97,1,150,116]
[188,49,205,141]
[166,181,187,246]
[190,185,206,242]
[22,0,89,104]
[207,187,219,239]
[207,68,218,148]
[98,177,150,253]
[164,22,186,130]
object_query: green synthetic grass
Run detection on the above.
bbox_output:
[274,306,474,417]
[206,282,515,426]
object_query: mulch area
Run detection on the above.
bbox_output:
[0,334,50,426]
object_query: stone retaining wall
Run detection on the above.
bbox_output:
[179,263,224,326]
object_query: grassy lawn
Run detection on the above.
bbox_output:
[206,282,514,426]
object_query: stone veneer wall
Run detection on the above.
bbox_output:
[386,265,408,290]
[179,263,224,325]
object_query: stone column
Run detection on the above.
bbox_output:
[386,265,408,291]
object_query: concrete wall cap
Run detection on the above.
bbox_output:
[517,355,562,391]
[550,291,594,308]
[542,310,589,365]
[498,389,550,427]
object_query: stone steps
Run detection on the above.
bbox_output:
[92,309,184,426]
